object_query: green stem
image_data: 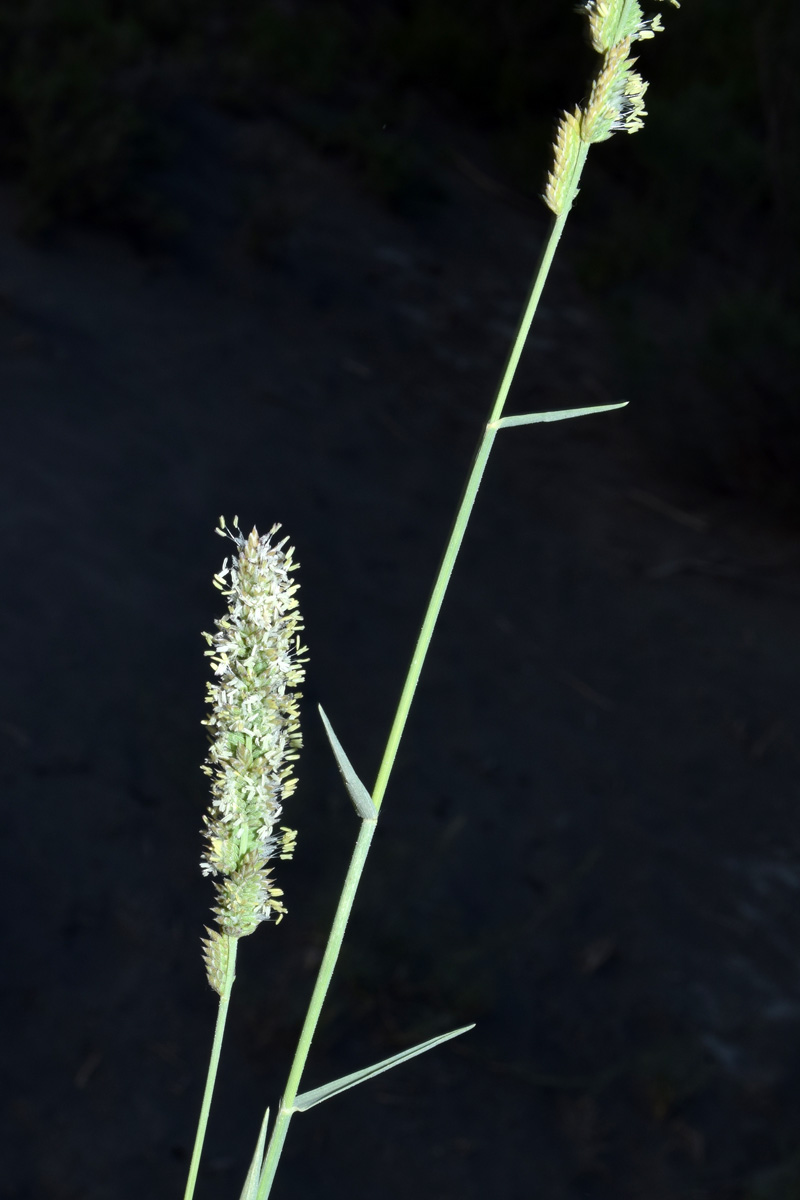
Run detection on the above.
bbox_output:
[255,189,583,1199]
[255,819,377,1200]
[371,204,570,812]
[183,936,238,1200]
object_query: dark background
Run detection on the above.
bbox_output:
[2,2,800,1198]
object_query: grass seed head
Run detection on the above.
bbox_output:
[544,105,585,217]
[200,517,307,992]
[580,0,678,55]
[544,0,680,214]
[581,40,649,142]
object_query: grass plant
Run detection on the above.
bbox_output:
[182,4,683,1196]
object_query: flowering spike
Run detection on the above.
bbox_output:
[581,41,649,143]
[200,518,307,989]
[580,0,678,52]
[202,927,232,997]
[544,106,585,216]
[542,0,680,209]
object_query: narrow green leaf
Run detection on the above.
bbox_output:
[319,705,378,821]
[238,1108,270,1200]
[490,401,627,430]
[292,1024,475,1112]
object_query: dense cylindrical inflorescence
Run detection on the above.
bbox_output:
[200,516,307,993]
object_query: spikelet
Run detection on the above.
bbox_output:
[543,0,681,215]
[199,516,307,994]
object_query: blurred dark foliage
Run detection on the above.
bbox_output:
[0,0,798,517]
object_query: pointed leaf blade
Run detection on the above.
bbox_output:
[292,1025,475,1112]
[238,1107,270,1200]
[491,401,627,430]
[319,705,378,820]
